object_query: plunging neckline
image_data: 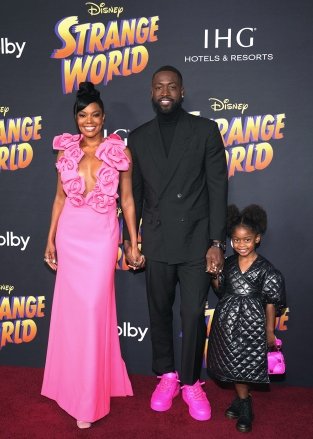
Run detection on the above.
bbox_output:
[237,254,259,274]
[54,132,129,213]
[77,139,105,198]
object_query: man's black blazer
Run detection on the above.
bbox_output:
[124,109,228,264]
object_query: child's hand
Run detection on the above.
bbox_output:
[267,331,276,349]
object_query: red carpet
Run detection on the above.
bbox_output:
[1,366,313,439]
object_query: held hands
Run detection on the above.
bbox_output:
[206,246,224,275]
[44,241,58,271]
[124,240,145,270]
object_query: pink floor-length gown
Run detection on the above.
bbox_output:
[41,133,133,422]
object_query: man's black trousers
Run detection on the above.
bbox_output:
[145,257,210,385]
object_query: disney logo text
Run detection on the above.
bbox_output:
[86,2,123,17]
[209,98,248,114]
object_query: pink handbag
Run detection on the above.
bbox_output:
[267,338,286,374]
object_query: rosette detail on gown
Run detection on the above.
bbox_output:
[41,133,133,422]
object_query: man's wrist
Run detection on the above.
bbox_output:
[209,239,226,252]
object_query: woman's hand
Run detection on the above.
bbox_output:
[44,241,58,271]
[124,240,145,270]
[131,245,145,270]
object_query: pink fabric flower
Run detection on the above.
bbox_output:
[64,144,84,162]
[53,133,82,150]
[63,177,85,196]
[56,156,77,172]
[68,194,85,207]
[56,156,78,183]
[85,192,110,213]
[97,166,119,196]
[96,135,129,171]
[85,191,118,214]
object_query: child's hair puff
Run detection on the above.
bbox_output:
[227,204,267,237]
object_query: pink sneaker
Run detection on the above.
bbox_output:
[182,380,211,421]
[150,372,180,411]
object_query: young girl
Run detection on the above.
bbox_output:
[207,204,286,433]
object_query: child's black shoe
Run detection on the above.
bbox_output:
[225,396,241,419]
[236,396,254,433]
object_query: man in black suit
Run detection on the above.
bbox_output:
[124,66,228,421]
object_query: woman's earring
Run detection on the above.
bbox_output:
[230,240,234,248]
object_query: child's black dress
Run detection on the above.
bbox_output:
[207,254,286,384]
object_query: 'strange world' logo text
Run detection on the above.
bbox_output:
[51,15,159,93]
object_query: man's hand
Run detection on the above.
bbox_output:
[124,240,145,270]
[206,246,224,274]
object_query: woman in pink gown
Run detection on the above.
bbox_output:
[41,82,143,429]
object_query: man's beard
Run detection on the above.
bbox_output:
[152,96,183,114]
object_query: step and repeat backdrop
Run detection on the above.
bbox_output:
[0,0,312,386]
